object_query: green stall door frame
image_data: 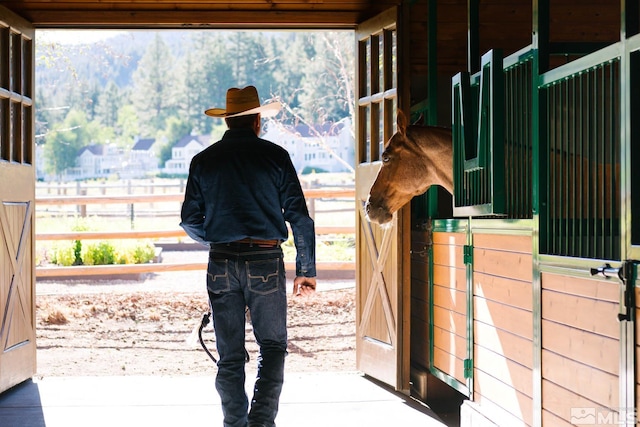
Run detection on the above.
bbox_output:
[452,49,506,217]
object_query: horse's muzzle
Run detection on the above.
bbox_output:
[365,198,393,225]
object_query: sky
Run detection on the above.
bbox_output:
[36,30,125,45]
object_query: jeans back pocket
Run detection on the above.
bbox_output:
[246,258,281,295]
[207,258,230,294]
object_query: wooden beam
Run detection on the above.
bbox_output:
[35,225,355,240]
[21,10,367,29]
[35,188,355,205]
[35,260,355,277]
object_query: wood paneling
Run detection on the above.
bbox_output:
[542,289,619,339]
[0,6,36,394]
[543,272,619,303]
[474,233,532,254]
[470,232,533,427]
[542,349,618,408]
[474,320,533,369]
[474,368,534,426]
[541,272,621,426]
[473,272,532,311]
[430,231,467,385]
[433,284,466,315]
[411,314,429,367]
[543,379,618,425]
[474,297,533,340]
[550,1,620,43]
[0,0,401,28]
[433,304,466,335]
[473,247,533,283]
[543,320,619,376]
[434,325,466,360]
[474,344,532,398]
[433,344,465,383]
[432,263,466,291]
[410,229,429,369]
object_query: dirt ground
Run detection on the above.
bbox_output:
[35,250,356,378]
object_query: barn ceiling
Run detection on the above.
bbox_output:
[0,0,401,29]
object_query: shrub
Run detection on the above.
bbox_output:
[115,241,156,264]
[48,240,157,266]
[50,242,76,266]
[82,241,116,266]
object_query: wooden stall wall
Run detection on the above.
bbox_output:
[540,273,620,426]
[431,231,468,388]
[471,233,534,426]
[410,229,431,399]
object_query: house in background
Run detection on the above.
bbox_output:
[125,136,160,178]
[163,134,211,175]
[36,122,353,182]
[64,143,125,181]
[263,119,354,174]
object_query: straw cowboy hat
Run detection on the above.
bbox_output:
[205,85,282,118]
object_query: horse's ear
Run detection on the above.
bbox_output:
[397,110,408,135]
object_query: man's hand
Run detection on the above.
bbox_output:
[293,276,317,297]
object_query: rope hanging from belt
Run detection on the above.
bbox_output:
[198,310,250,365]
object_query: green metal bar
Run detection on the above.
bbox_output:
[571,77,576,257]
[562,79,568,256]
[547,85,560,253]
[531,0,546,419]
[590,70,596,258]
[578,73,584,258]
[610,61,616,259]
[465,221,473,395]
[539,43,622,88]
[600,65,605,258]
[631,50,640,249]
[608,63,614,260]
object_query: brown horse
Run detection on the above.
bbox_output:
[365,111,453,224]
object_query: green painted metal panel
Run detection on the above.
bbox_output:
[539,54,621,260]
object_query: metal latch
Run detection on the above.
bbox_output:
[463,245,473,265]
[590,260,637,322]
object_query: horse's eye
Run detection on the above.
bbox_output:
[382,153,390,163]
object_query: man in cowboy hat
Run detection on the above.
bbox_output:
[180,85,317,427]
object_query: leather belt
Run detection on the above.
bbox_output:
[234,238,280,247]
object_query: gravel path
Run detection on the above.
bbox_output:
[35,251,356,377]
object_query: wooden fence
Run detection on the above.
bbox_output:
[35,187,356,278]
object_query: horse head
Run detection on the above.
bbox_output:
[365,111,453,224]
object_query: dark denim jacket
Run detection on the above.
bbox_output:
[180,128,316,278]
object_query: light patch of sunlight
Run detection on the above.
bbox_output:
[474,285,523,420]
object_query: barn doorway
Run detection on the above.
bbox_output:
[33,28,359,379]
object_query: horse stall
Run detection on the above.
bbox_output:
[397,1,640,426]
[0,1,637,426]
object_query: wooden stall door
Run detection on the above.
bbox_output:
[355,7,411,391]
[0,6,36,393]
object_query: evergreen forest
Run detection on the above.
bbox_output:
[36,30,355,176]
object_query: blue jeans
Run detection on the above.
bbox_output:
[207,244,288,427]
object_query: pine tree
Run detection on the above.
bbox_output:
[131,33,178,137]
[96,80,122,129]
